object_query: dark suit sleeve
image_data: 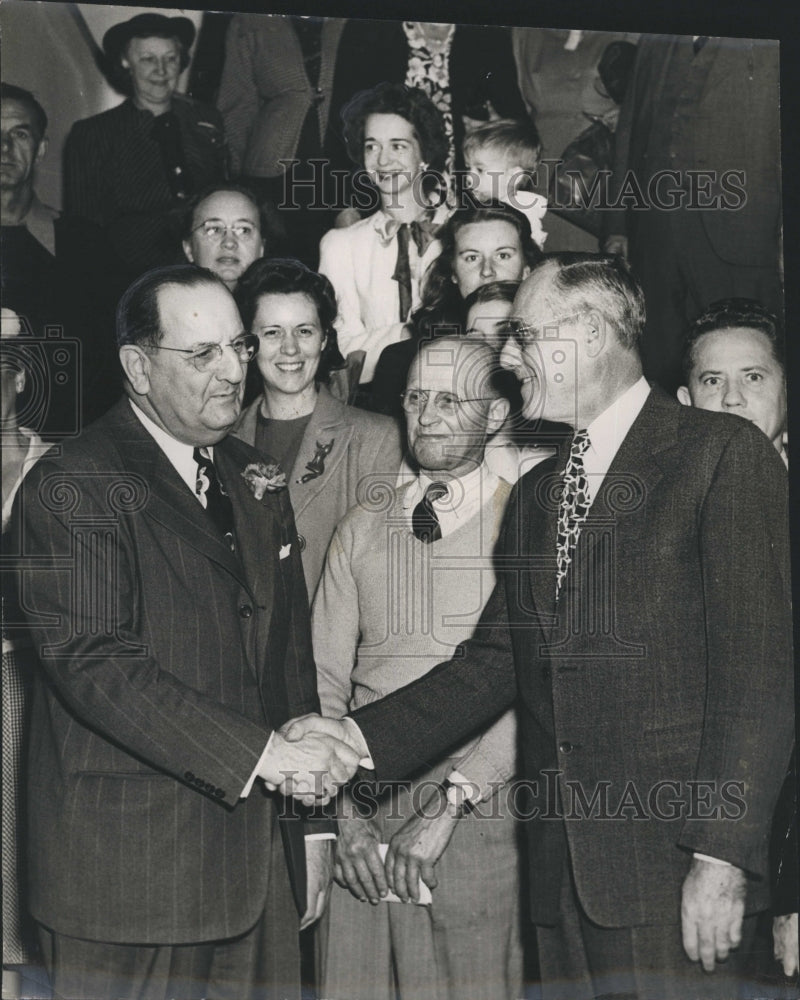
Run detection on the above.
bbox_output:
[351,489,519,782]
[677,424,794,875]
[16,456,271,803]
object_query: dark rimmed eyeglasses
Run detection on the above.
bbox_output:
[400,389,494,416]
[149,334,259,372]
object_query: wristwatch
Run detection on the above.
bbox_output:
[443,778,477,817]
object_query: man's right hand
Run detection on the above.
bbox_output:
[281,713,371,762]
[258,724,361,806]
[602,234,629,260]
[334,793,388,905]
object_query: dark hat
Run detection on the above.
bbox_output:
[102,13,196,64]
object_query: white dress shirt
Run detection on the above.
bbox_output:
[129,399,211,496]
[580,375,650,507]
[402,463,499,538]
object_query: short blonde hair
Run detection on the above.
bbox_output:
[462,118,542,173]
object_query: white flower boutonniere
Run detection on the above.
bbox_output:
[242,462,286,499]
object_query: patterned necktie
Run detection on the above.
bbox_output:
[555,430,591,600]
[412,481,449,544]
[389,216,439,323]
[193,447,236,551]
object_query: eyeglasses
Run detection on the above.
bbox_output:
[149,334,260,372]
[400,389,494,416]
[191,222,259,242]
[507,314,583,347]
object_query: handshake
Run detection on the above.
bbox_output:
[258,714,371,806]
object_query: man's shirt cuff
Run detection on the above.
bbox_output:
[240,732,275,798]
[344,717,374,769]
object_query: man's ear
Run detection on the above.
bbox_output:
[676,386,692,407]
[34,136,48,165]
[119,345,151,396]
[182,239,195,264]
[486,396,510,435]
[584,310,606,359]
[14,369,26,395]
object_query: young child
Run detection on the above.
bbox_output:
[677,298,787,466]
[462,118,548,249]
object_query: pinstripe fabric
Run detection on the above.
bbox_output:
[2,645,36,964]
[63,96,225,275]
[14,398,319,946]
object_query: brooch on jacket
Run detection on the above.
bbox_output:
[297,439,334,484]
[242,461,286,498]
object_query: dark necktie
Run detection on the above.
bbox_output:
[193,446,235,551]
[555,430,591,600]
[693,35,708,55]
[412,481,449,544]
[392,217,439,323]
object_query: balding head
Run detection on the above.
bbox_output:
[404,336,509,476]
[501,255,644,428]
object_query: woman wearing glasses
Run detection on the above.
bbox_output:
[232,259,402,600]
[182,184,268,292]
[318,82,450,399]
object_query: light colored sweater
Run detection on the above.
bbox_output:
[312,474,516,799]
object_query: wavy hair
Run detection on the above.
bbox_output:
[235,258,345,382]
[341,81,449,174]
[417,197,542,321]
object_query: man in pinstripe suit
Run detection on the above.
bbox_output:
[13,265,360,999]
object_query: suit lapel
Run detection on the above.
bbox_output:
[288,387,353,520]
[107,402,248,588]
[521,450,564,633]
[215,440,277,642]
[578,388,676,564]
[532,390,680,642]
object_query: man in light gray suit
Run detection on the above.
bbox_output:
[13,264,360,999]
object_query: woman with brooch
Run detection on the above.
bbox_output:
[233,258,402,601]
[318,82,450,404]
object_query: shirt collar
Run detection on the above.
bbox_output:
[402,463,498,533]
[129,398,209,497]
[584,376,651,474]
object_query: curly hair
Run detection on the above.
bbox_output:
[417,197,542,320]
[235,258,345,383]
[340,82,449,174]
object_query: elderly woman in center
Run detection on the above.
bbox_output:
[318,82,450,395]
[232,258,402,601]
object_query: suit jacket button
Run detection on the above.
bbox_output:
[559,741,574,754]
[239,604,253,618]
[184,770,195,781]
[296,533,306,551]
